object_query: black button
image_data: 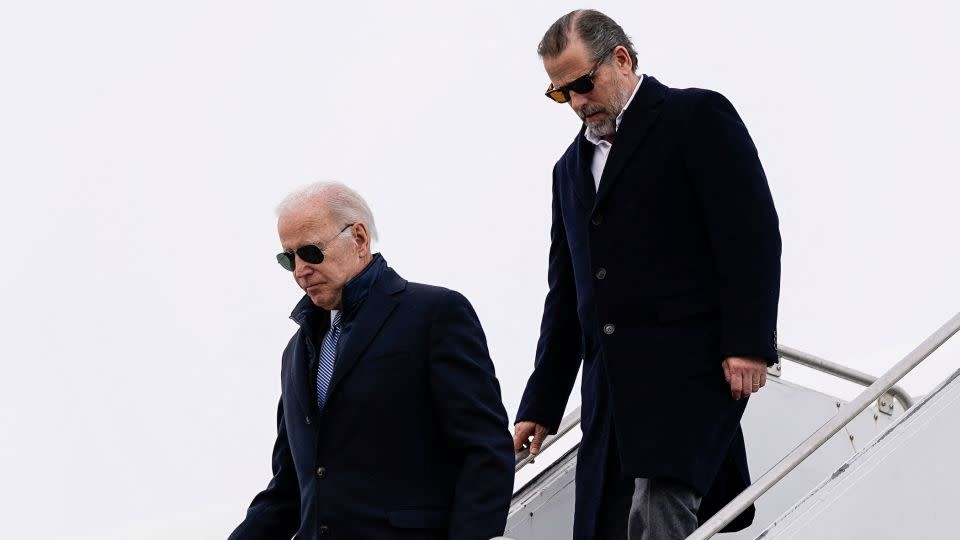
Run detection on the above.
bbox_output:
[316,466,327,479]
[318,525,330,536]
[591,214,603,226]
[595,268,607,280]
[305,416,311,425]
[603,323,615,335]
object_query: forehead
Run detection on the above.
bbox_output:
[277,204,334,249]
[544,36,595,87]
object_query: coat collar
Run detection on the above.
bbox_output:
[288,253,387,327]
[287,254,407,413]
[571,124,597,212]
[326,259,406,401]
[572,75,667,216]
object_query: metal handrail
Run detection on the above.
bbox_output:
[687,312,960,540]
[777,345,914,409]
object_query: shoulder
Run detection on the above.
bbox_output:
[659,85,747,141]
[404,282,472,309]
[664,85,733,116]
[402,283,482,328]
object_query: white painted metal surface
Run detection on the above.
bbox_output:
[506,376,903,539]
[691,313,960,538]
[756,367,960,539]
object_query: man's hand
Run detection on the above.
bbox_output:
[722,356,768,400]
[513,421,550,463]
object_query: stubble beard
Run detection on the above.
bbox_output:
[583,77,631,140]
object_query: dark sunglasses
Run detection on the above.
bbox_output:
[544,47,616,104]
[276,223,354,271]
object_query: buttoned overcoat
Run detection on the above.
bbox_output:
[517,76,781,539]
[231,257,515,540]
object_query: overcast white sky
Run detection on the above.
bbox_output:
[1,1,958,538]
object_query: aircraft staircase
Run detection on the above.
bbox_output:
[501,313,960,540]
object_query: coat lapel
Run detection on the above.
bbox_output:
[593,75,667,214]
[289,296,328,414]
[325,267,406,399]
[571,126,597,212]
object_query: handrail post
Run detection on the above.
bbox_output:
[686,312,960,540]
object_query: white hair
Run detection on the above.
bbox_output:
[275,181,379,242]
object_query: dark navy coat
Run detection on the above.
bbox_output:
[517,76,781,539]
[231,256,515,540]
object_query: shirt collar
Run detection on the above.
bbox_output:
[584,74,644,147]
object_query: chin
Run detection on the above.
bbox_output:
[586,125,612,139]
[310,293,339,311]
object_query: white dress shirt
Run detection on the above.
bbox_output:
[584,75,644,191]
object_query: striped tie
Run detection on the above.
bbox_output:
[316,311,342,410]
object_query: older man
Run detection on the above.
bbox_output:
[513,10,781,540]
[230,182,515,540]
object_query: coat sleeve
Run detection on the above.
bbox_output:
[427,290,515,540]
[684,91,782,365]
[228,399,300,540]
[516,166,584,432]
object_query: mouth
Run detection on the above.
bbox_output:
[580,107,606,123]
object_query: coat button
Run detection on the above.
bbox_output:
[316,466,327,479]
[603,323,615,335]
[305,416,311,425]
[591,214,603,226]
[595,268,607,280]
[318,525,330,536]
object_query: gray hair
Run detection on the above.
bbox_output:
[538,10,639,73]
[275,181,379,243]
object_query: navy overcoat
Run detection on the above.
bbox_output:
[231,256,515,540]
[517,76,781,539]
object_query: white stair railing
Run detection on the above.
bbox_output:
[687,312,960,540]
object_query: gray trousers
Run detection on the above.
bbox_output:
[597,476,703,540]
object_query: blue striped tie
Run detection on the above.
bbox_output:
[316,311,342,410]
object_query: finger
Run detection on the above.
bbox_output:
[513,434,525,454]
[722,359,731,382]
[742,371,754,397]
[530,428,547,455]
[751,369,761,391]
[760,368,767,388]
[513,424,531,453]
[729,369,743,400]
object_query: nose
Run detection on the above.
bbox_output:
[293,257,313,279]
[568,90,589,111]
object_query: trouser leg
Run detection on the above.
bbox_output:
[627,477,702,540]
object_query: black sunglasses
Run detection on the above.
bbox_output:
[276,223,355,271]
[544,47,616,104]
